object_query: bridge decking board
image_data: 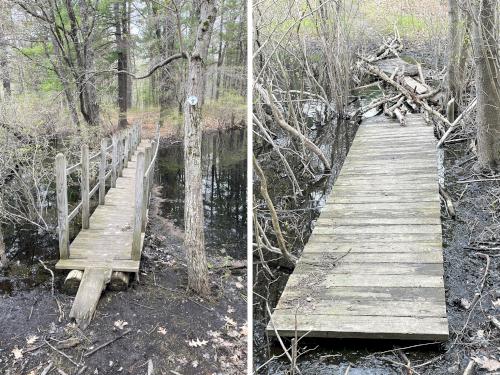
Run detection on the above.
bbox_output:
[267,114,449,340]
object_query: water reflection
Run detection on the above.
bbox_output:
[156,129,247,260]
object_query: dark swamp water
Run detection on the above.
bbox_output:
[0,128,247,294]
[254,95,498,373]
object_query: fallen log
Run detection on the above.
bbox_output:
[64,270,83,295]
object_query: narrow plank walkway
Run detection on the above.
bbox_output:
[268,113,449,340]
[55,142,148,272]
[52,123,159,329]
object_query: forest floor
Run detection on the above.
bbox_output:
[0,157,247,375]
[254,44,500,373]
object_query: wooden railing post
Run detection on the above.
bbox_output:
[55,153,69,259]
[133,124,138,150]
[81,144,90,229]
[111,134,117,188]
[142,145,152,231]
[149,140,156,194]
[124,132,129,168]
[132,151,145,260]
[99,139,106,205]
[128,130,132,161]
[118,135,123,177]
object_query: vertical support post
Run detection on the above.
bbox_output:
[124,133,129,168]
[99,139,106,205]
[129,131,133,160]
[149,140,156,197]
[446,98,455,123]
[118,135,123,177]
[81,144,90,229]
[55,153,69,259]
[111,134,117,188]
[142,145,152,231]
[132,151,145,260]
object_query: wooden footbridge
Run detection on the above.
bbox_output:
[54,123,159,329]
[268,113,449,340]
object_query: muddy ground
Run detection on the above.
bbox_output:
[0,135,247,375]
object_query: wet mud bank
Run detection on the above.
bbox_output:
[0,128,247,374]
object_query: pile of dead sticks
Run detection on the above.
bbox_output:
[353,35,476,146]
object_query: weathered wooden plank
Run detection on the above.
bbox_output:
[81,145,90,229]
[70,267,111,329]
[322,202,440,212]
[327,192,439,203]
[313,224,442,235]
[274,300,446,317]
[302,242,442,253]
[267,315,449,340]
[294,262,444,276]
[316,217,441,225]
[55,259,140,272]
[55,154,69,259]
[279,286,446,302]
[309,233,442,243]
[300,252,443,263]
[285,273,444,288]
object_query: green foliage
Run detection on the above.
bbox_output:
[40,73,63,92]
[396,15,425,33]
[20,43,47,59]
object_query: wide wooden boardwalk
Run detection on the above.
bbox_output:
[268,114,449,340]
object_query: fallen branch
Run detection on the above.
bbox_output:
[439,185,456,218]
[83,329,132,357]
[254,156,297,266]
[38,259,54,296]
[437,98,477,148]
[256,83,332,170]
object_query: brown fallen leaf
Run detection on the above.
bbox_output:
[472,356,500,372]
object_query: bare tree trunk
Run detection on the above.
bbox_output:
[183,0,217,296]
[0,60,11,97]
[215,0,225,100]
[0,226,6,269]
[126,0,133,109]
[472,0,500,170]
[115,0,129,129]
[447,0,470,108]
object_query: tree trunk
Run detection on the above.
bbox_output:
[472,0,500,170]
[0,60,11,98]
[126,0,133,109]
[447,0,470,108]
[215,0,225,100]
[0,226,6,269]
[115,0,129,129]
[183,0,217,296]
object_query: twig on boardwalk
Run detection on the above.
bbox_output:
[83,328,131,357]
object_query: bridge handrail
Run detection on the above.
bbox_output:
[131,123,161,259]
[55,122,142,259]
